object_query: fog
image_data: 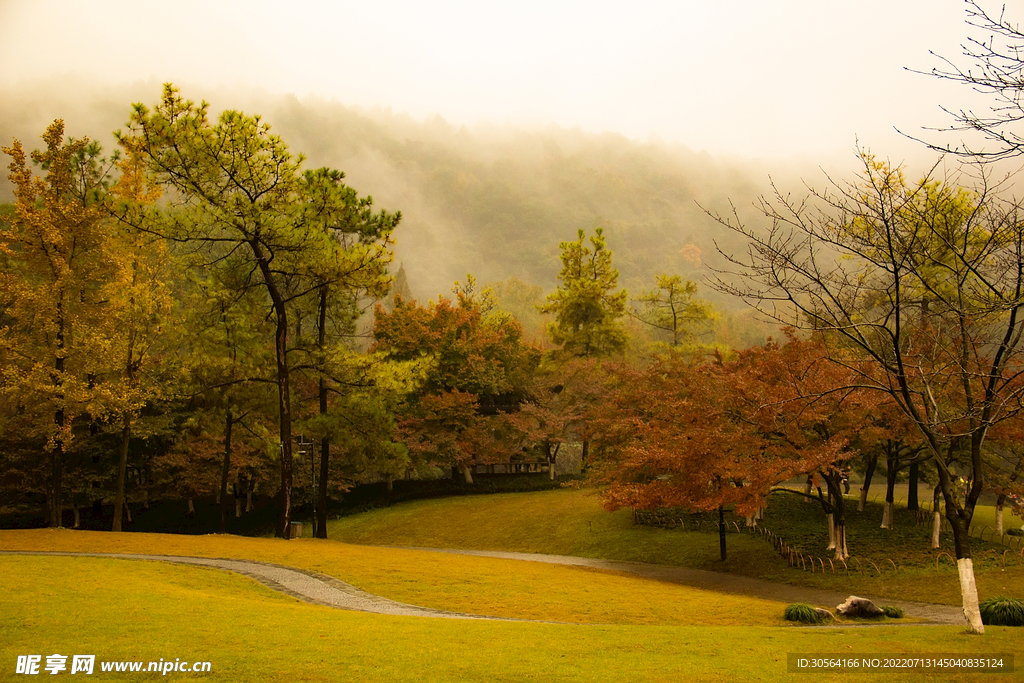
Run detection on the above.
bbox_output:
[0,0,989,160]
[0,1,1012,300]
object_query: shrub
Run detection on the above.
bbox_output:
[1006,528,1024,537]
[979,596,1024,626]
[882,605,904,619]
[784,603,822,624]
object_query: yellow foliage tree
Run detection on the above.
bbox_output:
[1,121,117,526]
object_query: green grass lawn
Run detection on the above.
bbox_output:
[326,487,1024,606]
[3,487,1022,682]
[0,528,791,626]
[2,553,1020,683]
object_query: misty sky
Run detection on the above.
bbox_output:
[0,0,991,162]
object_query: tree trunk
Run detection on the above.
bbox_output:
[251,240,294,540]
[931,485,942,549]
[112,420,131,532]
[958,558,984,633]
[859,452,878,512]
[246,479,254,512]
[49,419,65,528]
[718,505,726,561]
[935,444,984,634]
[72,506,80,529]
[908,461,919,510]
[462,465,474,484]
[882,454,897,529]
[124,502,132,524]
[113,317,138,533]
[315,285,330,539]
[187,498,195,516]
[317,436,329,538]
[219,411,233,534]
[803,475,814,503]
[834,520,848,561]
[826,513,836,549]
[544,441,560,481]
[823,471,849,560]
[995,494,1005,537]
[48,301,67,529]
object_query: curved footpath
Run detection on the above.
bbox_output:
[391,547,967,626]
[0,550,512,621]
[1,548,966,626]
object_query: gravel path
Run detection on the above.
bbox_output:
[3,548,966,626]
[386,546,968,626]
[0,550,513,621]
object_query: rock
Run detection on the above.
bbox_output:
[836,596,884,618]
[815,608,835,621]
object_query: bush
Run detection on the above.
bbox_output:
[1006,528,1024,537]
[979,596,1024,626]
[784,603,822,624]
[882,605,904,619]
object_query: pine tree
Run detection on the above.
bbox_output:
[539,228,627,358]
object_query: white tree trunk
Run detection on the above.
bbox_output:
[827,513,836,549]
[462,465,474,484]
[187,498,195,515]
[235,498,243,518]
[72,506,80,529]
[881,501,893,529]
[215,488,221,505]
[745,514,757,528]
[995,504,1004,537]
[931,511,942,549]
[142,488,150,511]
[958,558,985,634]
[833,525,849,561]
[804,479,813,503]
[124,503,132,524]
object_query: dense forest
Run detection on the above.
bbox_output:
[0,82,751,537]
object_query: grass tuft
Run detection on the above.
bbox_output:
[882,605,904,619]
[979,595,1024,626]
[783,603,822,623]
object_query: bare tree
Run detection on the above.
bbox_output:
[705,151,1024,634]
[912,1,1024,160]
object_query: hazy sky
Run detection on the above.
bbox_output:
[0,0,991,162]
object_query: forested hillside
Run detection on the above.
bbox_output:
[0,78,797,316]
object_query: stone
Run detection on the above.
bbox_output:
[815,608,835,621]
[836,596,884,618]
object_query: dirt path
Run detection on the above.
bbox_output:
[3,548,966,626]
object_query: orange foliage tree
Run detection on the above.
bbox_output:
[594,335,879,561]
[372,286,541,482]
